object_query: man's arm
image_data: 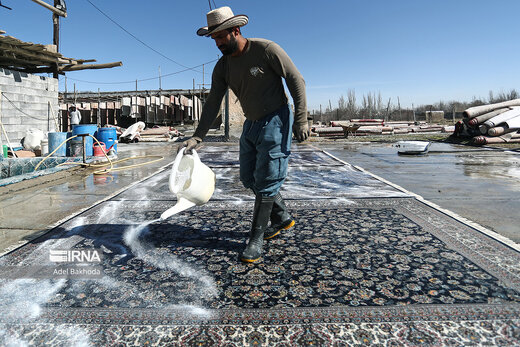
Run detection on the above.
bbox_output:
[181,59,228,152]
[193,60,228,140]
[265,42,309,141]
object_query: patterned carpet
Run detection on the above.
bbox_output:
[1,146,519,345]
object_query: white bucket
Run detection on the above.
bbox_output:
[41,139,49,156]
[160,148,216,220]
[24,128,44,150]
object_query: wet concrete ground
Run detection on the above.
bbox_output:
[318,142,520,243]
[0,143,178,256]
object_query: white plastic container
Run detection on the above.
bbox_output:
[395,141,431,155]
[160,148,216,220]
[23,128,44,150]
[41,139,49,156]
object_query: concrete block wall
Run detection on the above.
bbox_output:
[227,89,245,128]
[0,68,59,147]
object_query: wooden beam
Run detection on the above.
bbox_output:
[0,55,46,67]
[31,0,67,17]
[0,42,58,64]
[15,67,55,74]
[76,59,97,64]
[44,44,57,53]
[57,57,78,65]
[59,61,123,72]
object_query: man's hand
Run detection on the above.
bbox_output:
[292,123,310,142]
[178,136,202,154]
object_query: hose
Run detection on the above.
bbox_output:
[34,134,78,172]
[34,133,165,175]
[0,106,18,158]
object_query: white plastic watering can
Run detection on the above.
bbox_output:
[160,148,215,220]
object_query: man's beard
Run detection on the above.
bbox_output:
[218,36,238,55]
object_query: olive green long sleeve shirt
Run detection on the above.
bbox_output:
[193,38,307,139]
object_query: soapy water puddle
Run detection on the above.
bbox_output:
[0,278,92,346]
[122,218,218,301]
[0,200,216,346]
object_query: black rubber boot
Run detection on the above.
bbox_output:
[240,195,275,263]
[264,193,295,240]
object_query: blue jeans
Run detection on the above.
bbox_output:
[239,105,293,197]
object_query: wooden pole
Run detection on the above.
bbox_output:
[59,61,122,72]
[0,93,18,158]
[135,80,139,121]
[52,0,60,79]
[193,78,197,122]
[386,98,391,121]
[225,88,229,141]
[98,88,101,127]
[398,96,402,119]
[31,0,67,17]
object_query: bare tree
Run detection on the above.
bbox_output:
[338,95,346,112]
[346,89,357,119]
[377,91,383,116]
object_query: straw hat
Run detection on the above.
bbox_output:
[197,6,248,37]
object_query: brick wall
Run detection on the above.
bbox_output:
[0,68,59,146]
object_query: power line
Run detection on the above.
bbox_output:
[1,92,50,121]
[84,0,202,73]
[60,58,218,85]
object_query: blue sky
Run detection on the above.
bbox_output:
[2,0,520,111]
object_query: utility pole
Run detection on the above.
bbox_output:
[158,66,162,90]
[98,88,101,127]
[225,88,230,141]
[134,80,138,120]
[31,0,68,78]
[53,1,59,49]
[398,96,402,119]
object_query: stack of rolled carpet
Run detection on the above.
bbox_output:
[457,99,520,145]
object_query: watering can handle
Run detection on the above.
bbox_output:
[190,148,200,163]
[170,147,185,193]
[170,148,199,194]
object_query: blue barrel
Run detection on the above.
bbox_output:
[48,132,68,157]
[66,132,73,156]
[72,124,97,156]
[95,127,117,153]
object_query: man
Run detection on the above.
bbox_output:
[181,6,310,263]
[69,105,81,126]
